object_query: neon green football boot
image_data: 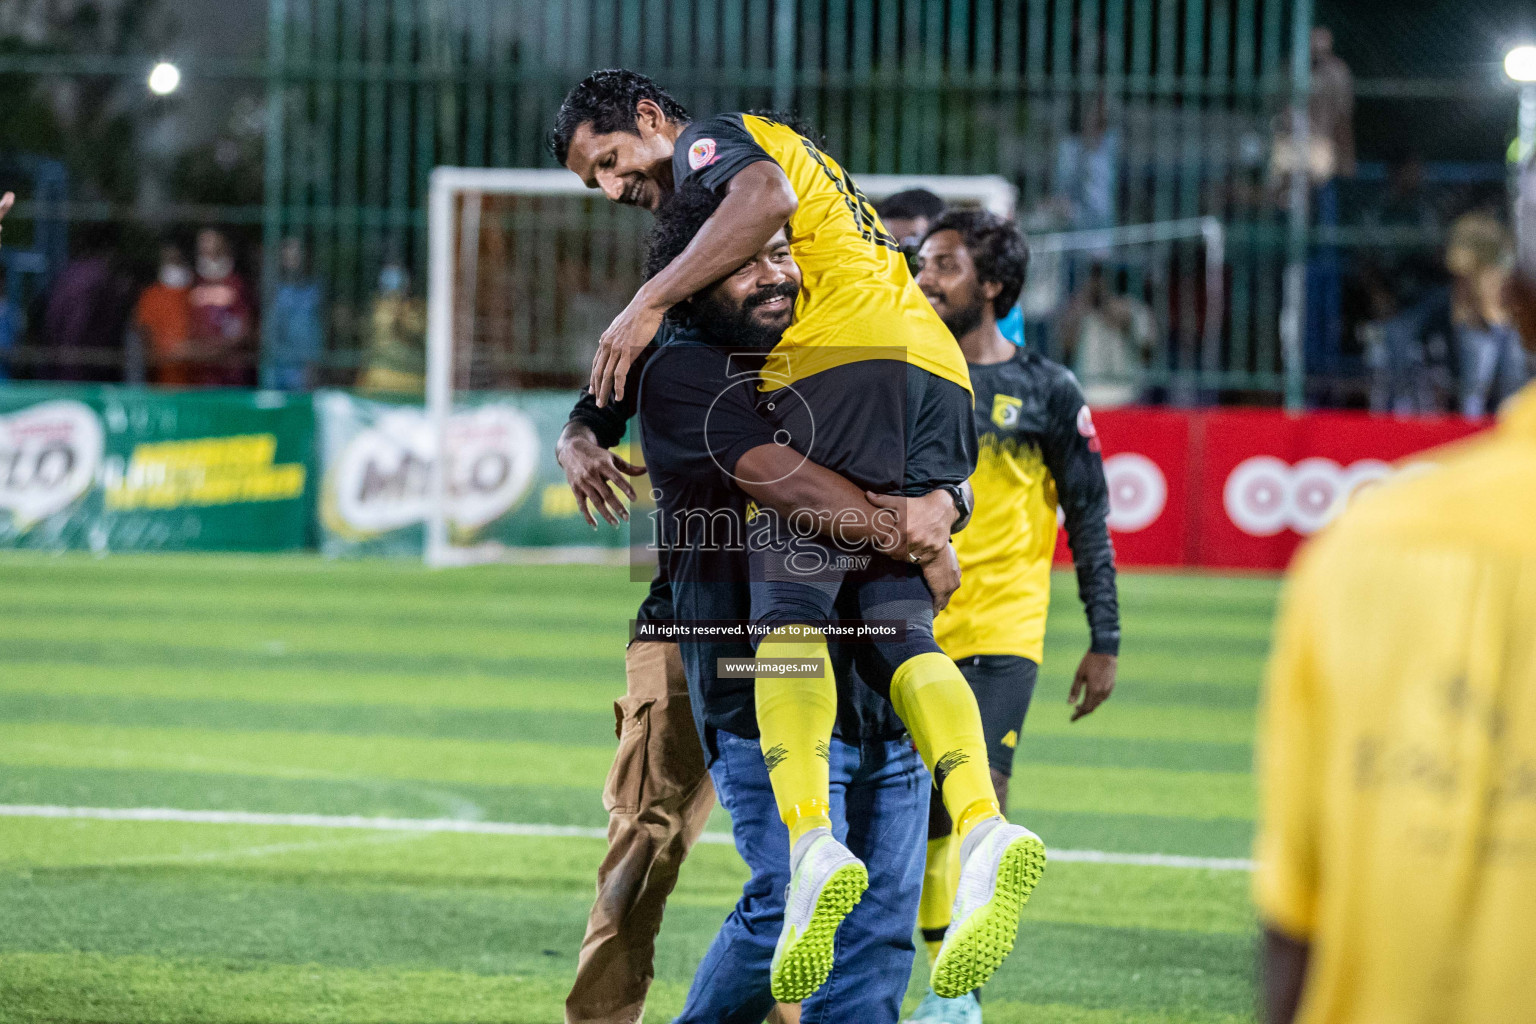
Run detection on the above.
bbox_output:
[769,829,869,1002]
[930,820,1046,998]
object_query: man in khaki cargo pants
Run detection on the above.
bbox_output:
[558,379,716,1024]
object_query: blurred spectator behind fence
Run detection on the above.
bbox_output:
[42,224,135,382]
[131,243,195,386]
[1057,264,1157,408]
[264,237,324,391]
[1310,27,1355,385]
[877,188,946,253]
[1356,156,1445,412]
[1037,95,1124,361]
[187,228,257,388]
[356,259,426,394]
[1051,95,1120,234]
[1361,211,1529,417]
[0,264,20,381]
[1308,27,1357,182]
[1446,212,1528,417]
[1271,28,1355,389]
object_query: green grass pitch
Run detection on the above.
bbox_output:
[0,553,1277,1023]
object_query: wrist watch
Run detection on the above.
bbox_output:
[938,483,973,533]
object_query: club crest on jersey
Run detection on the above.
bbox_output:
[1077,405,1102,452]
[1076,405,1097,438]
[688,138,718,170]
[992,394,1022,428]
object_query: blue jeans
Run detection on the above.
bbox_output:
[676,729,929,1024]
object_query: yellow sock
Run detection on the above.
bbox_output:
[891,652,1001,840]
[755,627,836,847]
[919,834,959,965]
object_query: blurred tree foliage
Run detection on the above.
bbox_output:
[0,0,172,205]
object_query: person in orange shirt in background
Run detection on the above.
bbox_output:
[132,242,195,386]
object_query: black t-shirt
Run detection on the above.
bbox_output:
[636,325,906,748]
[636,331,771,740]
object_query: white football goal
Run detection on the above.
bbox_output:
[423,166,1222,567]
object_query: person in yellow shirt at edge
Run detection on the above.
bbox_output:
[1256,163,1536,1024]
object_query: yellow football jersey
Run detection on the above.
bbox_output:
[672,113,971,394]
[1256,383,1536,1024]
[934,350,1119,664]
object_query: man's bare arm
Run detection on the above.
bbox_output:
[644,162,798,311]
[556,420,646,528]
[733,443,957,558]
[733,443,962,610]
[590,162,798,405]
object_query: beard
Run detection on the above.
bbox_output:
[935,294,986,339]
[691,282,798,350]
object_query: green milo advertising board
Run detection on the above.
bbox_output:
[0,385,312,552]
[313,390,632,558]
[0,385,633,556]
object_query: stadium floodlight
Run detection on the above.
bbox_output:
[1510,46,1536,165]
[147,61,181,96]
[1506,45,1536,83]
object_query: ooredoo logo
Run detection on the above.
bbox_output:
[1102,453,1166,533]
[1223,456,1392,537]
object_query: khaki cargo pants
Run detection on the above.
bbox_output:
[565,641,716,1024]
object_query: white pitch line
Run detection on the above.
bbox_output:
[0,804,1255,872]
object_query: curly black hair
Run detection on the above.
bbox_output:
[922,209,1029,318]
[643,178,726,326]
[548,69,691,166]
[645,179,722,283]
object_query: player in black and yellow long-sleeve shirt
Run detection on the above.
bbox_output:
[906,211,1121,1024]
[553,70,1043,1005]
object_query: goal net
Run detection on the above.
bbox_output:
[421,168,1018,568]
[421,167,1222,567]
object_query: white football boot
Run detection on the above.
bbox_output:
[930,819,1046,998]
[769,829,869,1002]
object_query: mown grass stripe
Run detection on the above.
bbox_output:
[0,722,1254,820]
[0,554,1278,1022]
[0,766,1252,857]
[0,805,1256,871]
[0,692,1254,768]
[0,638,621,681]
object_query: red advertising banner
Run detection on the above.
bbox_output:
[1055,407,1489,571]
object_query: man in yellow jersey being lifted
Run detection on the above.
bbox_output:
[553,70,1045,1004]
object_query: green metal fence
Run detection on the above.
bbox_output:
[0,1,1326,401]
[263,0,1315,401]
